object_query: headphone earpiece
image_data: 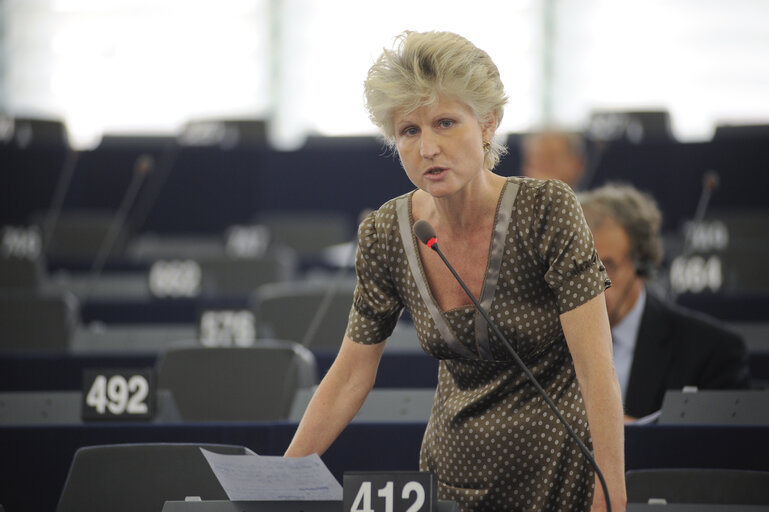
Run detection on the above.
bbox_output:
[633,257,656,278]
[633,240,655,278]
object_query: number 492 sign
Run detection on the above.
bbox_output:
[82,369,156,421]
[344,472,437,512]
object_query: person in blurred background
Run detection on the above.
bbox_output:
[579,183,751,421]
[286,30,626,512]
[521,129,587,190]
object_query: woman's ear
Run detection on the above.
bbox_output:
[481,111,498,141]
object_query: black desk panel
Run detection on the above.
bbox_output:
[0,352,157,392]
[624,424,769,473]
[0,421,425,512]
[676,293,769,323]
[0,349,439,392]
[586,138,769,232]
[6,348,766,395]
[1,422,767,512]
[313,349,439,389]
[6,136,767,240]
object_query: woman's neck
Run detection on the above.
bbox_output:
[416,171,507,236]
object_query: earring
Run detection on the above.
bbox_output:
[482,140,491,151]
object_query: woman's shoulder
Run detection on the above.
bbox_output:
[357,189,414,244]
[507,176,579,211]
[507,175,573,195]
[365,189,414,227]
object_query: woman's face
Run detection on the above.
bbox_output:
[393,96,494,199]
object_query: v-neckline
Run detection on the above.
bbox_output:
[396,178,521,360]
[407,184,505,315]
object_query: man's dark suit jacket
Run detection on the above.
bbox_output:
[623,291,752,419]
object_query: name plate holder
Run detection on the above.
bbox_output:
[81,368,157,422]
[344,472,458,512]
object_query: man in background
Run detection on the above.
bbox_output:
[521,129,587,189]
[579,183,751,420]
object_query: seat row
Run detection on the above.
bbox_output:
[0,344,438,426]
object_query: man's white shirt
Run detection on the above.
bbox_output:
[611,287,646,401]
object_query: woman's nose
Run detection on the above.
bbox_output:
[420,131,440,158]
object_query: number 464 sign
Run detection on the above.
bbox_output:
[343,472,437,512]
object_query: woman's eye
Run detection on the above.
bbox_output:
[402,127,418,136]
[439,119,454,128]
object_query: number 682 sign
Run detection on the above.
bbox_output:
[81,369,156,421]
[343,472,437,512]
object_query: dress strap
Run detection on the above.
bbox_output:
[396,195,475,359]
[475,179,521,360]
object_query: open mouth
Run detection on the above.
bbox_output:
[425,167,446,175]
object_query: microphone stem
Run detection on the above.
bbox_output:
[432,243,612,512]
[82,168,147,303]
[43,149,80,251]
[300,237,357,347]
[682,184,714,260]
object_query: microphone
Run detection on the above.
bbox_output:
[82,154,154,302]
[125,141,180,236]
[668,169,720,300]
[702,169,720,193]
[42,148,81,255]
[682,169,719,258]
[301,208,374,347]
[413,219,612,512]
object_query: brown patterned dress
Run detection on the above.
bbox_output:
[345,177,610,512]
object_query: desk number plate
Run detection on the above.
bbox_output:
[82,368,156,421]
[343,472,436,512]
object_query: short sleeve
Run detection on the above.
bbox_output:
[532,179,611,314]
[345,210,404,344]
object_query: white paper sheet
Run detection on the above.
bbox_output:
[200,448,343,501]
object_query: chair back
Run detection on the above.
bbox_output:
[252,278,356,349]
[199,254,291,296]
[156,342,317,421]
[257,212,352,255]
[0,290,79,352]
[0,252,44,290]
[56,443,252,512]
[40,210,129,261]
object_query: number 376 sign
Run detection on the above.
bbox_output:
[343,472,437,512]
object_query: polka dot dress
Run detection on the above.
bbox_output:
[346,177,610,512]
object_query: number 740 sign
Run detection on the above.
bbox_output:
[343,472,437,512]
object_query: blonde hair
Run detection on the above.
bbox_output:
[364,31,508,170]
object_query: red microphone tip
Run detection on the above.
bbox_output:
[703,170,719,191]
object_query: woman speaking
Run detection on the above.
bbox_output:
[285,30,626,512]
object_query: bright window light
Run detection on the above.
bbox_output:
[2,0,768,148]
[270,0,540,147]
[552,0,769,140]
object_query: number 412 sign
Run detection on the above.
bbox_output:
[343,472,437,512]
[81,369,156,421]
